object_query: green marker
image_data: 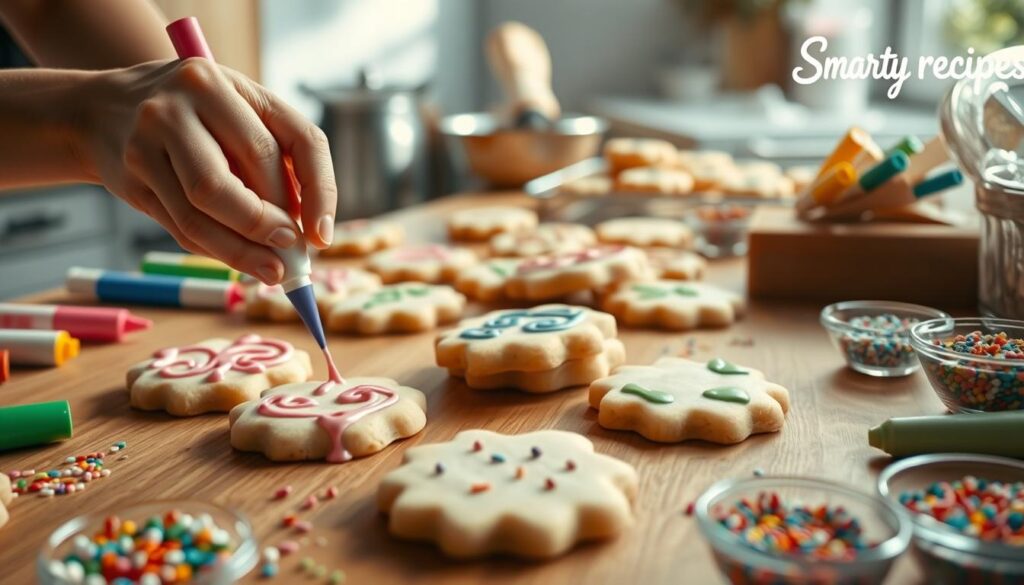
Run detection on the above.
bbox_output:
[141,251,241,281]
[868,411,1024,458]
[0,400,73,451]
[885,136,924,158]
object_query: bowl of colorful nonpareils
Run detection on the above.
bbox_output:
[911,317,1024,413]
[695,476,911,585]
[878,454,1024,584]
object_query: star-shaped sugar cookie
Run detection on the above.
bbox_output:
[448,206,538,241]
[489,223,596,257]
[322,219,404,256]
[601,280,743,330]
[368,244,477,284]
[326,283,466,334]
[126,335,313,416]
[377,429,638,559]
[504,246,651,300]
[244,267,381,322]
[588,356,790,444]
[229,378,426,463]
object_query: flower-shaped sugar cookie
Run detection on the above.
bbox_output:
[588,356,790,444]
[601,280,743,330]
[230,377,426,462]
[489,223,596,257]
[453,258,525,302]
[368,244,477,284]
[126,335,312,416]
[245,267,381,322]
[377,429,638,558]
[321,219,404,256]
[326,283,466,334]
[504,246,650,300]
[436,304,616,377]
[596,217,694,248]
[448,206,538,241]
[645,248,707,280]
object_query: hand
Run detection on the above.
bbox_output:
[74,58,337,284]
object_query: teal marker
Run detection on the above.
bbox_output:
[913,169,963,198]
[859,152,909,192]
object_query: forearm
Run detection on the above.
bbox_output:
[0,68,95,188]
[0,0,173,68]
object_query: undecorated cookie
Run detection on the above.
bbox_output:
[505,246,650,300]
[0,474,10,528]
[126,335,312,416]
[588,356,790,444]
[596,217,693,248]
[723,162,795,199]
[677,150,736,191]
[616,167,694,195]
[601,280,743,330]
[377,429,638,558]
[453,258,525,302]
[322,219,404,257]
[437,304,617,375]
[326,283,466,334]
[604,137,678,174]
[368,244,477,284]
[490,223,596,257]
[645,248,707,280]
[558,175,612,196]
[447,339,625,393]
[245,267,381,322]
[448,206,538,241]
[229,377,426,462]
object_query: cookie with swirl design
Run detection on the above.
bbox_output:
[436,304,621,392]
[126,335,313,416]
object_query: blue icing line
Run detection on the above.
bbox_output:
[459,307,584,339]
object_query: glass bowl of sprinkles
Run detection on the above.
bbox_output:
[37,500,258,585]
[684,203,752,258]
[820,300,950,378]
[695,476,912,585]
[877,454,1024,583]
[910,317,1024,412]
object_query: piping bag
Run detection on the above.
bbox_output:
[166,17,342,382]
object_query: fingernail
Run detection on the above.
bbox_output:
[268,227,297,248]
[318,215,334,246]
[255,262,282,285]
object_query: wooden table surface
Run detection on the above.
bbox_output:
[0,193,948,584]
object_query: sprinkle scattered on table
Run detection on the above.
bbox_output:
[6,441,126,498]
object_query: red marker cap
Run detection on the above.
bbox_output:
[0,350,9,384]
[226,283,245,311]
[166,17,215,61]
[53,306,153,342]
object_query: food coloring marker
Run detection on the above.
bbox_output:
[797,162,855,211]
[885,136,924,158]
[869,411,1024,458]
[141,251,241,281]
[0,400,73,451]
[0,329,80,366]
[913,169,963,198]
[858,152,909,192]
[66,267,243,310]
[166,17,338,380]
[0,349,8,383]
[0,303,151,342]
[813,127,881,181]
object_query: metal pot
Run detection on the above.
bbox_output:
[301,69,429,220]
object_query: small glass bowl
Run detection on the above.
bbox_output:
[820,301,950,378]
[877,454,1024,583]
[910,317,1024,413]
[37,500,258,585]
[685,203,752,258]
[695,476,911,585]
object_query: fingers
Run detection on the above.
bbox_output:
[118,179,211,257]
[132,143,285,285]
[160,105,301,251]
[226,70,338,249]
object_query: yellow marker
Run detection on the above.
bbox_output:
[813,127,883,181]
[800,162,856,209]
[141,251,242,281]
[0,329,81,367]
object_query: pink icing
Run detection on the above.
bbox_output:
[148,334,294,382]
[516,245,625,274]
[392,244,450,262]
[257,383,399,462]
[322,348,344,384]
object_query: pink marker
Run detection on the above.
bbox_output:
[0,303,151,343]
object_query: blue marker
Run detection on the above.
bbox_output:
[66,267,244,310]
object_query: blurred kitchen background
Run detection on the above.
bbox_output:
[0,0,1013,298]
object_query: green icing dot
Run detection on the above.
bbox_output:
[673,286,697,297]
[707,357,748,375]
[702,386,750,404]
[620,383,675,404]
